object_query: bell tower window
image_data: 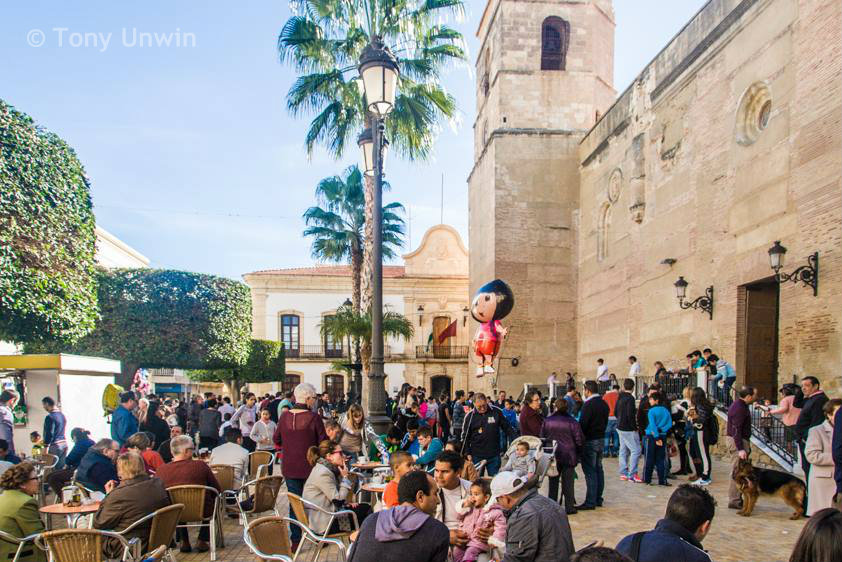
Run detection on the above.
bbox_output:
[541,17,570,71]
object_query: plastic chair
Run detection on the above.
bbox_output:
[286,493,358,562]
[35,528,137,562]
[114,503,184,562]
[244,515,347,562]
[249,451,274,479]
[166,485,223,561]
[237,475,284,524]
[0,530,42,562]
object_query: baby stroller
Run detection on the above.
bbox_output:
[500,435,557,489]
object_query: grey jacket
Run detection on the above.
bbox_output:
[502,489,574,562]
[303,462,355,534]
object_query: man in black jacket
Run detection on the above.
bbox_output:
[577,380,609,509]
[460,393,516,476]
[616,378,642,482]
[794,376,828,477]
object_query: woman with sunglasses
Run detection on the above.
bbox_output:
[302,440,372,535]
[0,462,45,562]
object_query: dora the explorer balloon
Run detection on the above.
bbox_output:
[471,279,514,377]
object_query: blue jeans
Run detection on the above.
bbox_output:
[476,454,502,477]
[580,440,604,507]
[286,477,306,543]
[643,436,667,485]
[603,418,619,455]
[617,430,641,478]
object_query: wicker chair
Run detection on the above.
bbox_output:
[209,465,236,492]
[35,528,136,562]
[237,475,284,524]
[286,493,358,562]
[0,530,42,562]
[244,515,347,562]
[248,451,274,480]
[114,503,184,562]
[166,485,223,561]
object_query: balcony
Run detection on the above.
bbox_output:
[415,345,470,360]
[286,345,393,360]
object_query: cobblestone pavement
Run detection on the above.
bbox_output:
[175,456,806,562]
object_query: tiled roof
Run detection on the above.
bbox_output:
[246,265,406,278]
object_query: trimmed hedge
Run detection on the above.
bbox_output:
[0,99,98,344]
[188,339,285,384]
[30,268,253,370]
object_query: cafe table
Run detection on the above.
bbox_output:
[40,501,101,530]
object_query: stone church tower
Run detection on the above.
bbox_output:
[468,0,615,393]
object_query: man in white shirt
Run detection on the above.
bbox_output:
[433,450,472,549]
[218,397,235,418]
[596,359,609,382]
[628,355,641,378]
[209,426,249,486]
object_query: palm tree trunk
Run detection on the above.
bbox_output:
[351,245,363,315]
[361,172,375,376]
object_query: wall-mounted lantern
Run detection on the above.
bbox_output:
[417,304,424,326]
[462,306,469,326]
[674,276,713,319]
[768,241,818,296]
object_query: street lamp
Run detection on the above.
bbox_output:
[767,240,818,296]
[358,35,400,433]
[674,276,714,319]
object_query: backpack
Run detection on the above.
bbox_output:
[708,413,719,445]
[102,383,125,417]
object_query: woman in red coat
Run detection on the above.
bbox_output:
[519,390,545,437]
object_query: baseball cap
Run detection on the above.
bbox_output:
[490,471,527,504]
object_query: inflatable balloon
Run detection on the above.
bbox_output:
[470,279,514,377]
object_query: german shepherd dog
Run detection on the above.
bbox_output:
[732,458,806,519]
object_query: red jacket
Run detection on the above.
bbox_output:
[519,404,544,437]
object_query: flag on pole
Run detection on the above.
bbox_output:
[437,320,458,344]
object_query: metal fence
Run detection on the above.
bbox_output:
[634,375,694,400]
[415,345,470,359]
[287,345,392,360]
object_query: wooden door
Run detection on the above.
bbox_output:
[743,281,779,402]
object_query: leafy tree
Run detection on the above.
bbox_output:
[303,165,404,313]
[27,268,252,387]
[0,99,98,344]
[320,302,413,374]
[187,339,285,400]
[279,0,466,314]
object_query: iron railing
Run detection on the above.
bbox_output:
[415,345,470,359]
[634,374,694,400]
[706,378,798,467]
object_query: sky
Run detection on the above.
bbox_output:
[1,1,708,280]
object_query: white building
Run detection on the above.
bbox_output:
[244,225,472,399]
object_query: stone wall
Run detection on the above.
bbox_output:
[576,0,842,394]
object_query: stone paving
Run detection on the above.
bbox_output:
[174,455,806,562]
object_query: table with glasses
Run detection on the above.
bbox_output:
[40,501,101,530]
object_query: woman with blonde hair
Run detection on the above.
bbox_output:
[0,462,45,562]
[302,440,371,535]
[339,403,368,463]
[93,452,170,558]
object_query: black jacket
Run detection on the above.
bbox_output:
[794,391,828,441]
[616,392,637,432]
[460,406,516,458]
[579,396,609,441]
[637,396,652,437]
[616,518,711,562]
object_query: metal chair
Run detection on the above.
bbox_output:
[473,459,488,476]
[139,544,168,562]
[286,493,358,562]
[0,530,42,562]
[249,450,274,479]
[166,485,223,561]
[35,528,137,562]
[113,503,184,562]
[209,464,236,492]
[237,475,284,524]
[244,515,347,562]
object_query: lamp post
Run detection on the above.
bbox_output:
[341,297,363,401]
[358,36,399,433]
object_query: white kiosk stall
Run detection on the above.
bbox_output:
[0,354,120,450]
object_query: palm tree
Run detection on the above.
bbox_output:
[320,302,414,375]
[303,165,405,313]
[279,0,467,311]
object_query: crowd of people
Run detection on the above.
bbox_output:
[0,358,837,562]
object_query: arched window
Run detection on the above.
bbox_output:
[280,314,300,357]
[597,203,611,262]
[541,17,570,71]
[282,374,301,395]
